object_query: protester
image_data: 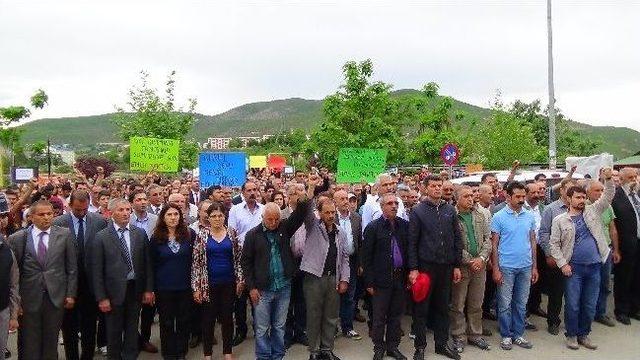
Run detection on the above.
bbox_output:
[192,202,243,360]
[538,178,576,335]
[333,190,363,341]
[228,181,264,346]
[0,225,19,358]
[242,194,310,360]
[548,168,614,350]
[150,204,195,359]
[362,193,409,360]
[408,175,462,360]
[54,190,109,360]
[586,179,621,327]
[8,200,78,360]
[611,167,640,325]
[490,181,538,350]
[450,185,492,353]
[92,198,154,360]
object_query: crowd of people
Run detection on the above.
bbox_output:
[0,163,638,360]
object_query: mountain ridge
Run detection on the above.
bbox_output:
[16,91,639,159]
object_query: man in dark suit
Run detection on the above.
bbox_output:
[362,193,410,360]
[611,167,640,325]
[8,200,78,360]
[333,190,363,340]
[92,198,154,360]
[55,190,108,360]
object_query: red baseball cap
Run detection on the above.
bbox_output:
[411,272,431,303]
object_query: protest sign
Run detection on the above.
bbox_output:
[268,154,287,170]
[566,153,614,179]
[336,148,387,184]
[11,167,38,183]
[199,152,246,188]
[249,155,267,169]
[129,137,180,172]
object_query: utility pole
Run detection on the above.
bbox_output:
[547,0,557,169]
[47,136,51,177]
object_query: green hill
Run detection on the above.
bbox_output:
[17,92,640,159]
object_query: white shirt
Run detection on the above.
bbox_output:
[31,226,50,256]
[361,194,408,233]
[88,203,100,213]
[228,201,264,247]
[338,212,355,256]
[191,190,200,204]
[524,200,543,235]
[149,204,163,215]
[113,223,135,280]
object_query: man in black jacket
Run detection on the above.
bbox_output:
[611,167,640,324]
[362,193,409,360]
[408,175,463,360]
[242,197,310,360]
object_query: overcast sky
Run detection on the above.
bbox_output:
[1,0,639,132]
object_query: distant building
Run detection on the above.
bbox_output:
[202,134,273,150]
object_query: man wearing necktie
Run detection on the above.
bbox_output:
[92,198,154,360]
[611,167,640,325]
[54,190,108,360]
[8,200,78,360]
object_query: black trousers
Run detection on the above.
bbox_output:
[106,281,141,360]
[156,290,191,359]
[482,267,496,315]
[285,271,307,342]
[138,303,156,345]
[234,289,249,336]
[413,263,452,349]
[614,246,640,316]
[371,272,406,351]
[190,300,202,339]
[203,283,235,355]
[527,244,547,314]
[97,312,107,348]
[546,265,564,327]
[62,288,99,360]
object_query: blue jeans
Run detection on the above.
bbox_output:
[253,285,291,360]
[340,264,357,333]
[564,262,601,337]
[596,253,612,318]
[497,266,531,339]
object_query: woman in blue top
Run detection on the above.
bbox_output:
[192,202,243,360]
[150,204,195,360]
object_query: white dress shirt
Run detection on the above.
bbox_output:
[228,201,264,247]
[31,226,50,256]
[113,223,135,280]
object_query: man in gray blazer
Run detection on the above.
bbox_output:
[127,189,159,353]
[8,199,78,360]
[93,198,154,360]
[54,190,108,360]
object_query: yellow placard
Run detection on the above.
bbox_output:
[249,155,267,169]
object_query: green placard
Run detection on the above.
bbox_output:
[336,148,387,184]
[129,137,180,173]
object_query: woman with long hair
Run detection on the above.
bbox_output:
[271,191,286,210]
[192,202,243,360]
[150,204,195,360]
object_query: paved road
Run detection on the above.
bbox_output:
[6,301,640,359]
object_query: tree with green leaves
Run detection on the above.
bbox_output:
[509,100,600,161]
[0,89,48,164]
[113,71,199,170]
[307,59,408,170]
[403,82,466,165]
[465,99,544,169]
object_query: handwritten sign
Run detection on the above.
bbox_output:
[129,137,180,173]
[249,155,267,169]
[199,152,246,187]
[336,148,387,184]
